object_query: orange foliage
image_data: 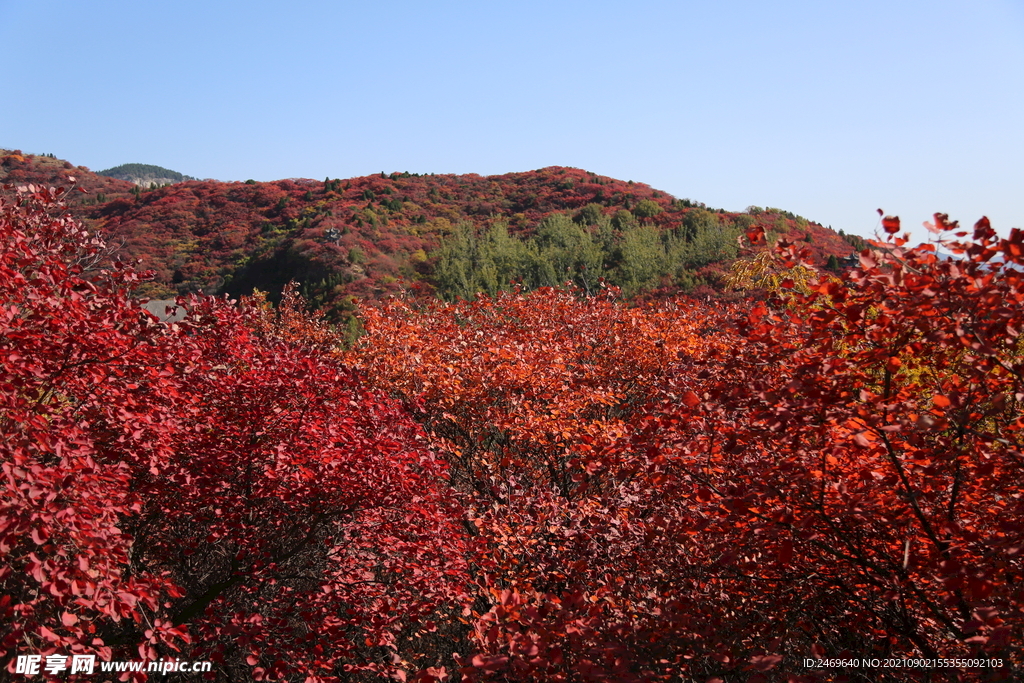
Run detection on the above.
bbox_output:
[240,281,343,353]
[353,286,724,500]
[355,232,1023,680]
[354,288,741,680]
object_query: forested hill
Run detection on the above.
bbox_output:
[97,162,197,187]
[0,149,864,315]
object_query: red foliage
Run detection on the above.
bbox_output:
[9,154,1016,681]
[0,151,134,207]
[355,226,1023,680]
[646,223,1024,677]
[1,152,857,309]
[1,184,469,680]
[354,289,742,681]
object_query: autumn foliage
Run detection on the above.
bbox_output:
[2,177,1021,682]
[355,223,1022,680]
[353,289,734,680]
[1,150,858,313]
[1,184,467,680]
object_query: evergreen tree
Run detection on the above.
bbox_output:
[617,224,666,295]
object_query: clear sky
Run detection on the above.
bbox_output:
[2,0,1022,244]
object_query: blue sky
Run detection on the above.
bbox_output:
[2,0,1022,243]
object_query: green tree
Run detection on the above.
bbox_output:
[433,223,491,300]
[611,209,636,231]
[532,213,606,293]
[574,203,604,225]
[633,199,663,219]
[672,210,741,270]
[680,207,717,242]
[481,221,532,291]
[617,224,666,295]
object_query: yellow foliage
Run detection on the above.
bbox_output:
[726,251,826,295]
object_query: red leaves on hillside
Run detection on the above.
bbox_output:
[5,152,858,312]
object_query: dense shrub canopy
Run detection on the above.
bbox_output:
[355,222,1023,681]
[2,181,1020,681]
[1,184,468,681]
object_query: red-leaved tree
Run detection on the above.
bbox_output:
[1,183,469,681]
[634,221,1023,680]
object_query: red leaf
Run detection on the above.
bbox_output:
[777,539,794,566]
[748,654,783,671]
[470,655,509,673]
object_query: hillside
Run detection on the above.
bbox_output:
[0,149,135,205]
[97,162,197,187]
[0,150,864,316]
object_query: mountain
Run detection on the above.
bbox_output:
[0,149,863,320]
[97,162,197,187]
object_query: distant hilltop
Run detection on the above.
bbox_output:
[98,163,197,188]
[1,148,866,316]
